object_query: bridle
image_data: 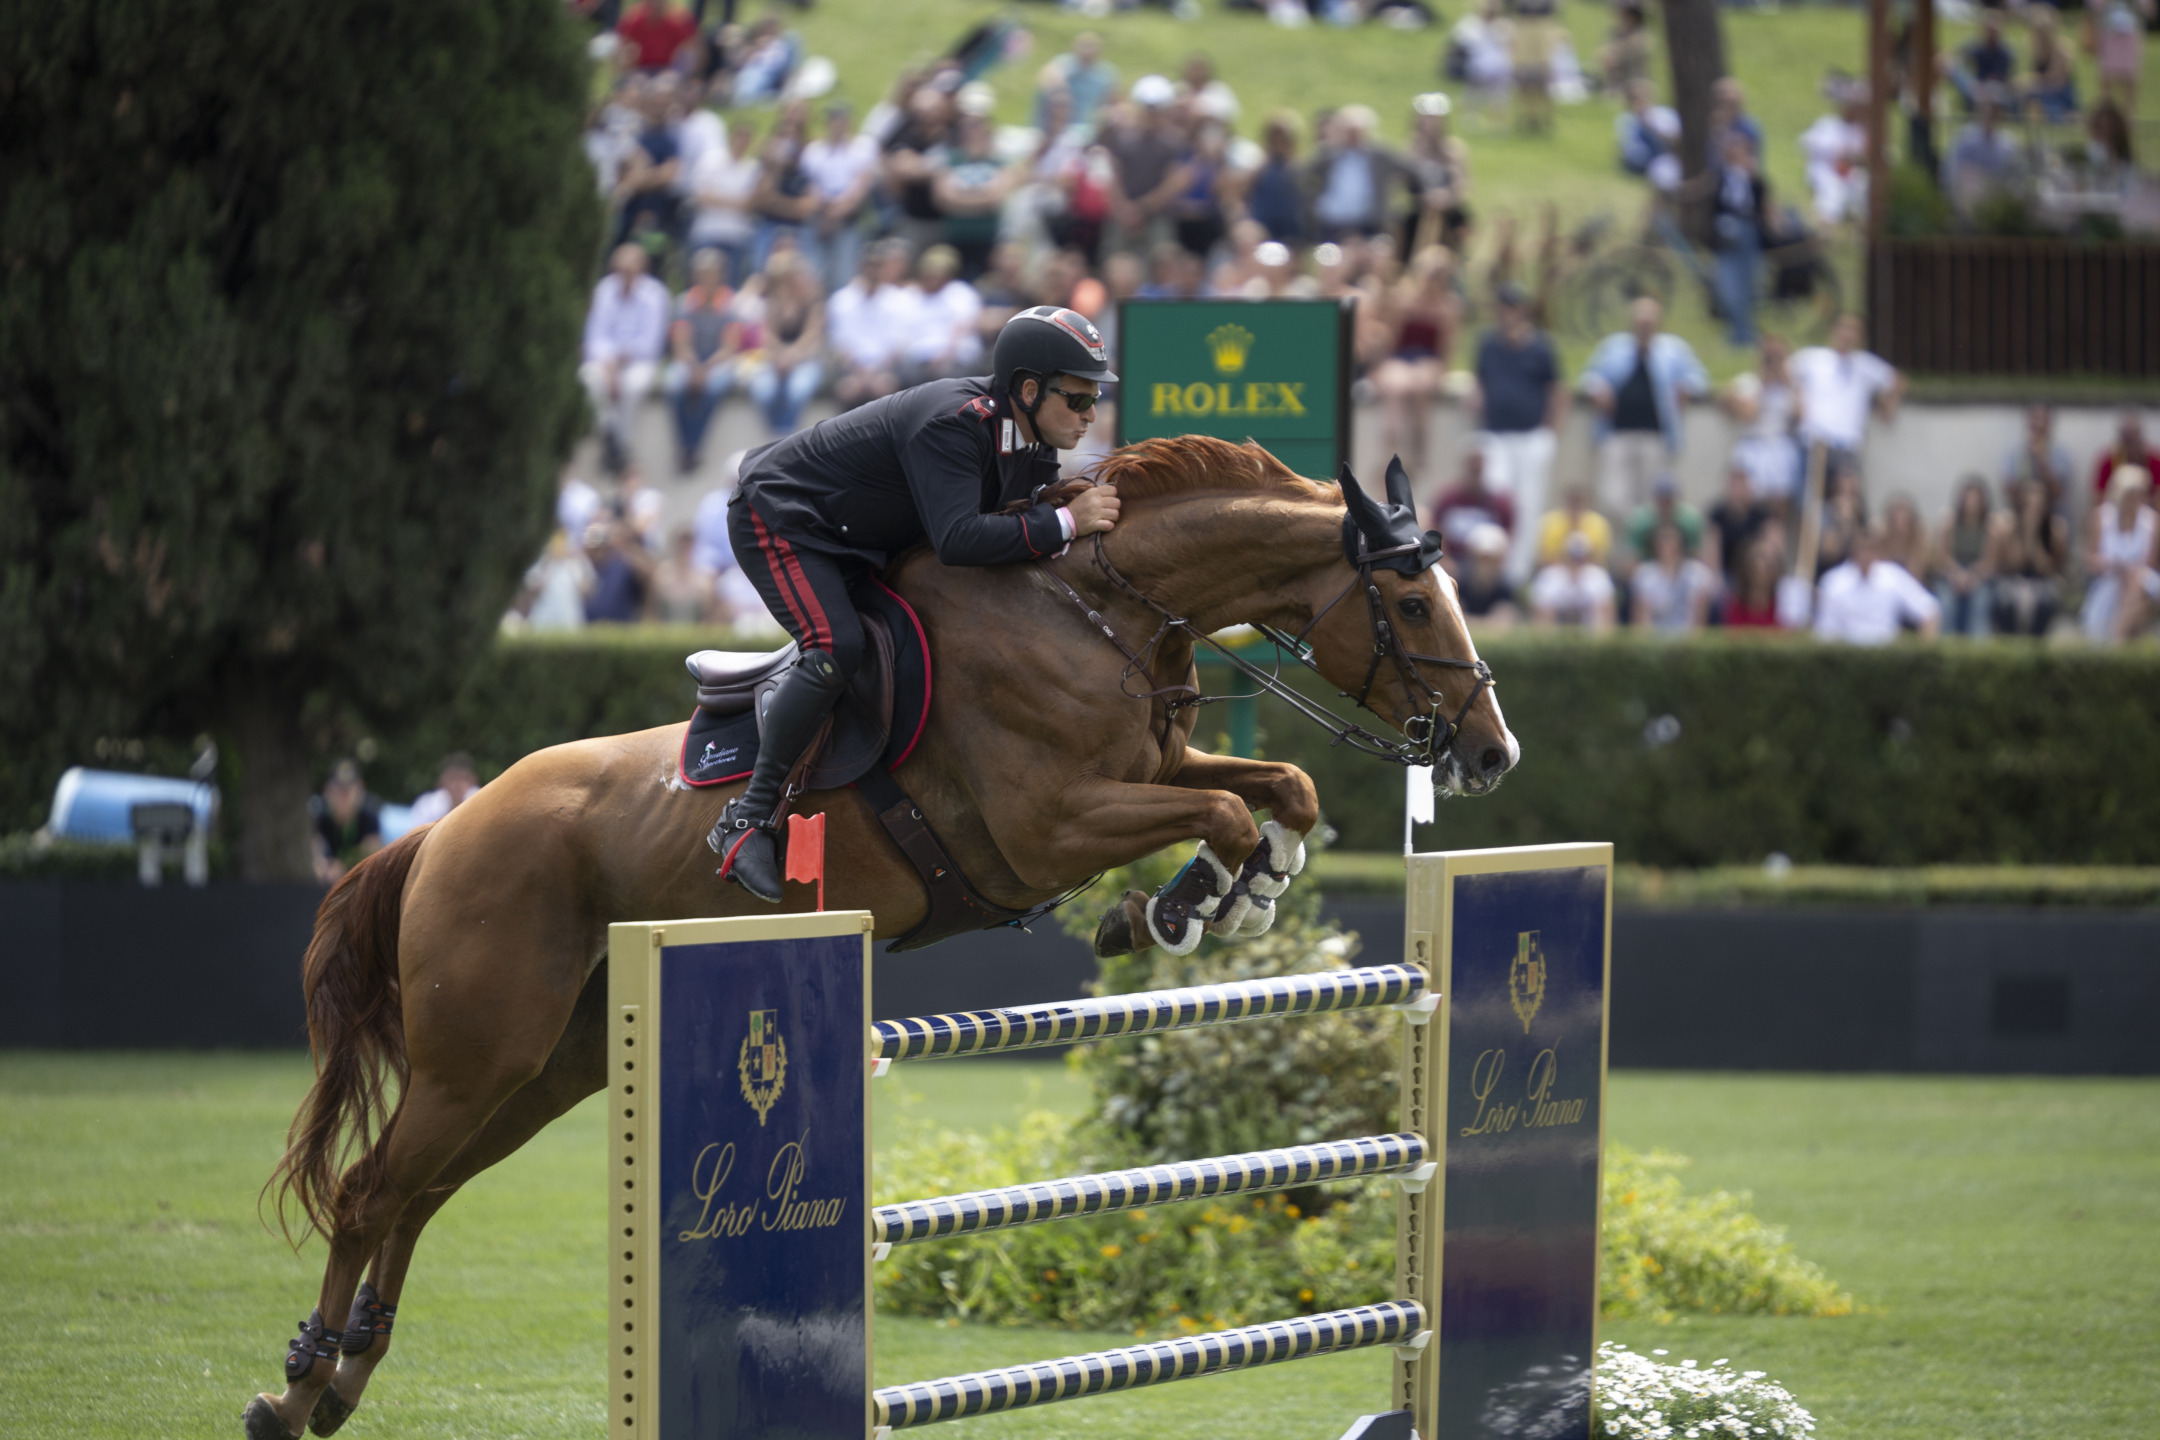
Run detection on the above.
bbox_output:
[1040,532,1497,774]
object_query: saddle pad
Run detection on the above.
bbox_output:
[679,577,933,788]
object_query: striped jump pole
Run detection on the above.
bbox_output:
[873,963,1429,1061]
[874,1133,1429,1246]
[871,1302,1428,1432]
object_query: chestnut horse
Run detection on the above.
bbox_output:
[244,436,1516,1439]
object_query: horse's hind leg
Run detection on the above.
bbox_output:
[307,969,609,1436]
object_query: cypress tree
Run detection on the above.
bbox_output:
[0,0,601,877]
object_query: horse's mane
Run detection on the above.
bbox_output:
[1073,435,1337,506]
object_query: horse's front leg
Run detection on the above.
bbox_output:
[1163,750,1318,943]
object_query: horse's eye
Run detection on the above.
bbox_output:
[1399,597,1430,621]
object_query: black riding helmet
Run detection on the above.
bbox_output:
[991,306,1118,418]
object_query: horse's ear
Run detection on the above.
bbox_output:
[1384,455,1414,510]
[1339,462,1384,533]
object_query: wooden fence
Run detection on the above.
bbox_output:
[1867,239,2160,376]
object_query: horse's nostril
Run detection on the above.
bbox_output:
[1479,746,1507,776]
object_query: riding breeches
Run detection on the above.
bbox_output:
[729,497,868,678]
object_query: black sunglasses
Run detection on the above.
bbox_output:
[1043,385,1101,414]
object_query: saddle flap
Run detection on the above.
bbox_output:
[689,644,799,713]
[800,613,896,790]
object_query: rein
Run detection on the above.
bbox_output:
[1043,533,1496,773]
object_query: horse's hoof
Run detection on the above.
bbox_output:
[307,1386,356,1437]
[1092,889,1150,958]
[242,1395,302,1440]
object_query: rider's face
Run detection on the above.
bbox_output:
[1028,375,1100,450]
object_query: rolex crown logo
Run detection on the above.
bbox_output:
[1206,323,1255,375]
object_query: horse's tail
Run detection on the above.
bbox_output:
[267,825,430,1246]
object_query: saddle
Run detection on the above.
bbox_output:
[679,578,1055,951]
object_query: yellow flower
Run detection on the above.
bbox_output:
[1285,1204,1301,1218]
[1298,1288,1315,1302]
[1100,1244,1123,1258]
[1044,1268,1060,1282]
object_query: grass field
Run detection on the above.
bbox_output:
[3,1053,2155,1439]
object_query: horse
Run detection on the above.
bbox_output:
[242,435,1516,1439]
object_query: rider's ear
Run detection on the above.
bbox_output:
[1019,378,1039,408]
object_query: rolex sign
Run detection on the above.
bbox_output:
[1115,298,1352,479]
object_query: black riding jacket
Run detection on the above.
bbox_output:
[737,376,1067,569]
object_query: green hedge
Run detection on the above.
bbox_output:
[12,630,2160,867]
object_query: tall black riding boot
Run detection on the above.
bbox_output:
[708,650,847,903]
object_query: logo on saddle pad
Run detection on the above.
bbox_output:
[699,740,739,770]
[738,1009,788,1126]
[1508,931,1546,1033]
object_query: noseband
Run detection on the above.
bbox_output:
[1045,533,1497,773]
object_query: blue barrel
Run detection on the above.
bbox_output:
[47,768,219,843]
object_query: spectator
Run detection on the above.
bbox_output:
[2022,7,2078,123]
[1815,456,1869,573]
[1137,239,1205,299]
[1722,334,1805,509]
[1623,473,1706,573]
[2094,0,2152,117]
[557,465,603,543]
[1245,112,1309,244]
[800,102,881,293]
[1814,526,1940,645]
[730,15,800,106]
[2086,101,2136,180]
[882,84,958,255]
[1455,522,1520,630]
[1949,11,2016,111]
[1630,521,1717,633]
[310,759,383,885]
[1724,533,1787,629]
[749,103,817,270]
[1598,2,1652,97]
[1881,494,1928,577]
[1536,485,1615,569]
[1016,88,1092,255]
[1944,93,2023,216]
[580,244,672,473]
[664,249,742,474]
[2081,466,2159,643]
[1373,246,1461,485]
[1707,464,1771,581]
[1430,448,1516,553]
[1789,313,1902,475]
[1930,475,1997,637]
[520,529,596,632]
[1709,130,1773,348]
[583,519,653,624]
[901,245,983,384]
[612,75,684,251]
[828,242,914,410]
[1579,297,1710,515]
[1036,31,1119,131]
[671,79,728,208]
[935,104,1022,278]
[2002,404,2073,514]
[1170,120,1234,259]
[1310,104,1405,241]
[407,754,482,828]
[1616,79,1681,194]
[614,463,665,553]
[1403,92,1473,254]
[2092,409,2154,501]
[743,249,827,434]
[1799,85,1869,226]
[688,115,764,293]
[648,522,720,625]
[692,483,737,577]
[1107,78,1189,253]
[1471,281,1563,585]
[1710,77,1766,159]
[1510,0,1560,133]
[1986,477,2071,635]
[1179,52,1242,125]
[615,0,697,73]
[1531,531,1618,631]
[1449,0,1516,122]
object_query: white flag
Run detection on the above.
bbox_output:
[1406,765,1435,825]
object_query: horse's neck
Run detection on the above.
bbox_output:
[1102,495,1342,635]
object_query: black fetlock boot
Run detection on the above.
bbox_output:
[708,650,847,903]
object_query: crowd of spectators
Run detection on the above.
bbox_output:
[540,1,2155,647]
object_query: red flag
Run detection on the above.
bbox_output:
[786,811,827,911]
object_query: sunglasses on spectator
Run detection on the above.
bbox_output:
[1043,385,1101,414]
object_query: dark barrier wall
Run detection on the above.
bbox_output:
[4,883,2155,1072]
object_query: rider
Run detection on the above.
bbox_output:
[713,305,1122,902]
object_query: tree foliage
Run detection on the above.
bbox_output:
[0,0,599,875]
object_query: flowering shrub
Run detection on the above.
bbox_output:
[1601,1150,1856,1321]
[1592,1343,1815,1439]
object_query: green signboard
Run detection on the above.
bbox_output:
[1115,298,1353,479]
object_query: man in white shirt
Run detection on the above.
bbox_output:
[902,244,984,383]
[1530,532,1617,631]
[1814,527,1940,644]
[1789,313,1903,469]
[829,241,921,409]
[799,102,881,292]
[406,754,482,827]
[669,78,728,203]
[579,244,672,469]
[688,116,762,295]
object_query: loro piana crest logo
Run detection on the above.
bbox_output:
[1507,931,1546,1033]
[738,1008,787,1126]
